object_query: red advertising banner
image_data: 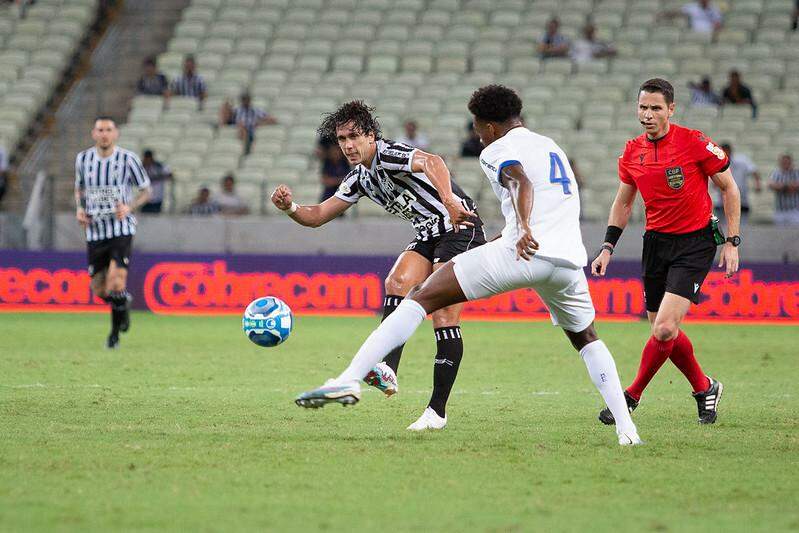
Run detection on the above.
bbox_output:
[1,251,798,323]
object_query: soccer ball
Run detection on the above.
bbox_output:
[242,297,293,347]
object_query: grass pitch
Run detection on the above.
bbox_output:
[1,312,797,532]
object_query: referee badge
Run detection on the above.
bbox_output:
[665,166,684,190]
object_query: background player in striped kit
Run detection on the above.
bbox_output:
[271,101,485,430]
[75,117,152,348]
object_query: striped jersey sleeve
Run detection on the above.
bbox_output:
[125,151,151,188]
[377,140,416,172]
[334,168,364,203]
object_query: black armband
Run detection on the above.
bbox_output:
[604,225,623,247]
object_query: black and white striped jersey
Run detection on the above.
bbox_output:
[170,74,206,98]
[334,139,480,239]
[234,106,268,130]
[75,146,151,242]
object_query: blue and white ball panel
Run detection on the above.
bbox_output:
[243,297,294,347]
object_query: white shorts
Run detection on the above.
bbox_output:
[452,240,596,332]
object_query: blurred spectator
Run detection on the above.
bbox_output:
[188,187,220,216]
[214,174,250,215]
[537,17,571,59]
[712,143,760,222]
[0,144,7,203]
[722,70,757,118]
[170,55,206,105]
[660,0,723,35]
[570,22,617,64]
[793,0,798,31]
[140,149,173,213]
[396,120,430,150]
[319,144,351,202]
[136,57,169,97]
[769,154,799,226]
[220,92,277,154]
[460,122,482,158]
[688,77,722,107]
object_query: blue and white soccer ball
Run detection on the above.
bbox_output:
[242,296,293,347]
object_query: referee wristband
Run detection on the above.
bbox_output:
[281,202,299,214]
[604,225,623,247]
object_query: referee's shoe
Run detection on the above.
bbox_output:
[598,391,639,425]
[693,376,723,424]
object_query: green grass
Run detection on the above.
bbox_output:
[1,312,797,532]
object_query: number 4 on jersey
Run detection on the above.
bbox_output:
[549,152,572,195]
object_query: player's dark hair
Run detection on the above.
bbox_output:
[467,85,523,123]
[94,116,116,126]
[318,100,382,142]
[639,78,674,104]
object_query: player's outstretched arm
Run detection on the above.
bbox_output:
[499,163,539,261]
[591,181,637,276]
[270,184,350,228]
[710,168,741,278]
[411,150,476,229]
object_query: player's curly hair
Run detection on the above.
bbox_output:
[317,100,382,142]
[467,85,523,123]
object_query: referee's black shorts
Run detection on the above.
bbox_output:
[406,225,487,265]
[87,235,133,277]
[641,224,718,313]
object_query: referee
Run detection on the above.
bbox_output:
[592,78,741,425]
[75,117,152,348]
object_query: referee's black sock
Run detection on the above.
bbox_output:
[428,326,463,418]
[380,295,405,374]
[108,290,129,335]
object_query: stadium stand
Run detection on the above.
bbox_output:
[107,0,798,222]
[0,0,98,164]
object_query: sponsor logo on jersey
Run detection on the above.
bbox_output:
[665,166,685,189]
[480,158,497,173]
[705,142,726,160]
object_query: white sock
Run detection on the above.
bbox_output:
[579,340,638,436]
[337,299,427,384]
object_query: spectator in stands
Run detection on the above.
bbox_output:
[170,55,206,106]
[793,0,798,31]
[396,120,430,150]
[188,186,220,216]
[769,154,799,226]
[688,77,722,107]
[660,0,723,35]
[0,144,7,203]
[722,70,757,118]
[214,174,249,215]
[570,22,617,65]
[140,149,172,214]
[713,143,760,222]
[460,121,482,158]
[136,57,169,97]
[537,17,571,59]
[220,92,277,155]
[319,143,351,202]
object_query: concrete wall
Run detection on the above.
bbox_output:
[47,212,799,262]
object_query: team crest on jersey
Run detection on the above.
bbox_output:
[338,182,351,195]
[665,167,684,189]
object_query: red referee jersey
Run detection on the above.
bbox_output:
[618,123,730,234]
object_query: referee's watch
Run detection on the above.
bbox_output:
[726,235,741,247]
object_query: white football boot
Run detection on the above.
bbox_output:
[617,431,644,446]
[407,407,447,431]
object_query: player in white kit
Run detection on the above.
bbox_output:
[296,85,641,446]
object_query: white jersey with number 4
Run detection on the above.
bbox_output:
[478,126,587,268]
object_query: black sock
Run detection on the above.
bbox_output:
[380,295,405,373]
[428,326,464,418]
[108,290,129,336]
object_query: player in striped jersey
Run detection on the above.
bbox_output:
[271,101,486,430]
[75,117,152,349]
